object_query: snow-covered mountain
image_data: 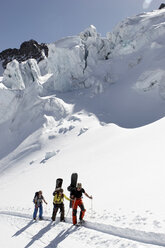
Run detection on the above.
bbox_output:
[1,8,165,248]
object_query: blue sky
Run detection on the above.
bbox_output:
[0,0,163,52]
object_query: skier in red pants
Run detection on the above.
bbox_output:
[71,183,92,225]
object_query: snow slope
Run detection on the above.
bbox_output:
[1,8,165,248]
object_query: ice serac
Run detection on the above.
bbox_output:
[107,9,165,56]
[2,10,165,94]
[4,9,165,95]
[0,56,72,125]
[0,54,73,159]
[39,25,112,92]
[0,9,165,140]
[1,25,112,93]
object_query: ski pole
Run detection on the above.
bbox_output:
[66,206,70,217]
[44,202,48,217]
[72,198,76,221]
[91,198,93,218]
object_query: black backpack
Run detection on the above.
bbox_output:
[33,192,39,203]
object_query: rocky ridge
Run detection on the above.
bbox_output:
[0,39,48,69]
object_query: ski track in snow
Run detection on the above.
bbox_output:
[1,210,165,247]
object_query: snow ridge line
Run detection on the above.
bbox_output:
[84,220,165,247]
[0,210,32,220]
[1,211,165,247]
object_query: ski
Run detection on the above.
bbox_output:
[32,218,38,222]
[53,178,63,195]
[50,220,56,225]
[55,178,63,189]
[67,173,78,207]
[75,220,85,227]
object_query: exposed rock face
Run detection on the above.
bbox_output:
[0,39,48,69]
[159,3,165,9]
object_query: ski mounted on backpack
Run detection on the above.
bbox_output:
[67,173,78,207]
[56,178,63,189]
[53,178,63,195]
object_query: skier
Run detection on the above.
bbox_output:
[51,188,71,222]
[71,183,92,225]
[33,190,48,220]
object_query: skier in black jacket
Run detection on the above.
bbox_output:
[71,183,92,225]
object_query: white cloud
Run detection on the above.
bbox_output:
[143,0,153,9]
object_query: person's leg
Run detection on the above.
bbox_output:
[72,199,78,225]
[79,199,86,221]
[33,206,38,219]
[60,203,65,221]
[39,205,43,219]
[52,205,59,221]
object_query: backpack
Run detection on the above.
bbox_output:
[33,192,39,203]
[53,191,64,204]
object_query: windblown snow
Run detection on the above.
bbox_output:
[1,8,165,248]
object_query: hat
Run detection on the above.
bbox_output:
[55,188,63,193]
[77,183,82,189]
[55,187,61,192]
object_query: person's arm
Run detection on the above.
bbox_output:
[64,194,73,201]
[43,196,48,204]
[84,192,93,199]
[71,195,75,200]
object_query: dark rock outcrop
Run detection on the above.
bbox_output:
[0,39,48,69]
[159,3,165,9]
